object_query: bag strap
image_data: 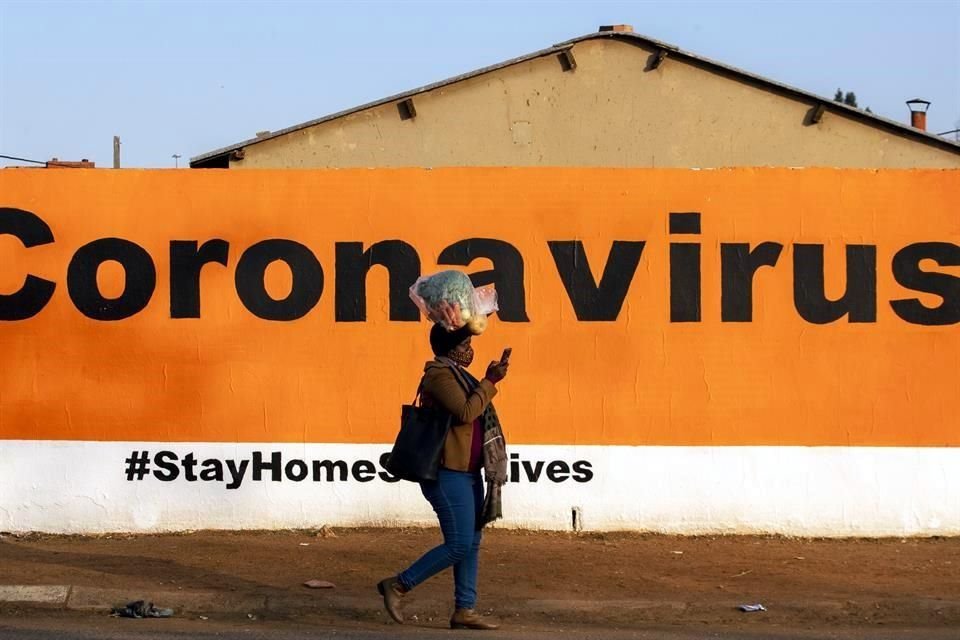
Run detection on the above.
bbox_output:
[412,378,425,406]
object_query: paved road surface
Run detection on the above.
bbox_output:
[1,616,957,640]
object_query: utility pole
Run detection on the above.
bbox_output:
[172,154,181,168]
[113,136,121,168]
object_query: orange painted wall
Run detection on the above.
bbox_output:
[0,168,957,446]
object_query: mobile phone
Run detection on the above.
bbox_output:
[500,348,512,364]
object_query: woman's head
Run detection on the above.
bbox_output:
[430,324,474,366]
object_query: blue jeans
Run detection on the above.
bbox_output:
[397,468,484,609]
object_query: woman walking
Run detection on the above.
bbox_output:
[378,322,509,630]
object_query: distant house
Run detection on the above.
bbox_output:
[191,26,960,169]
[4,158,96,169]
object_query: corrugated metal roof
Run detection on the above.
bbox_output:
[190,30,960,166]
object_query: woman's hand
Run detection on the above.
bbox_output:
[485,360,509,384]
[433,300,463,329]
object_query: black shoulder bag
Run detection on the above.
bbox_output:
[384,380,452,482]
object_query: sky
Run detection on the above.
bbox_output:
[0,0,957,168]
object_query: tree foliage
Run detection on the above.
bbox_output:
[834,88,868,112]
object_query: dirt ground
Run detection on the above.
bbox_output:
[0,528,958,634]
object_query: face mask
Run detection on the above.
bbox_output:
[449,344,475,367]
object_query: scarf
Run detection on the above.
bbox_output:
[436,357,508,528]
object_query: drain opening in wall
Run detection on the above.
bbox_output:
[571,506,583,532]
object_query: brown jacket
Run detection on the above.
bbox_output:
[421,360,498,472]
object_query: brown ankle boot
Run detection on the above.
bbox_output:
[450,608,500,630]
[376,577,406,624]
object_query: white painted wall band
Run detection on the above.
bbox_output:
[1,441,957,536]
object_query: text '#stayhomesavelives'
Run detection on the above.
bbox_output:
[123,450,594,489]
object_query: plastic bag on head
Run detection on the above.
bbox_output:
[409,271,499,334]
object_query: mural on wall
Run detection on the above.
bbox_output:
[0,168,957,535]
